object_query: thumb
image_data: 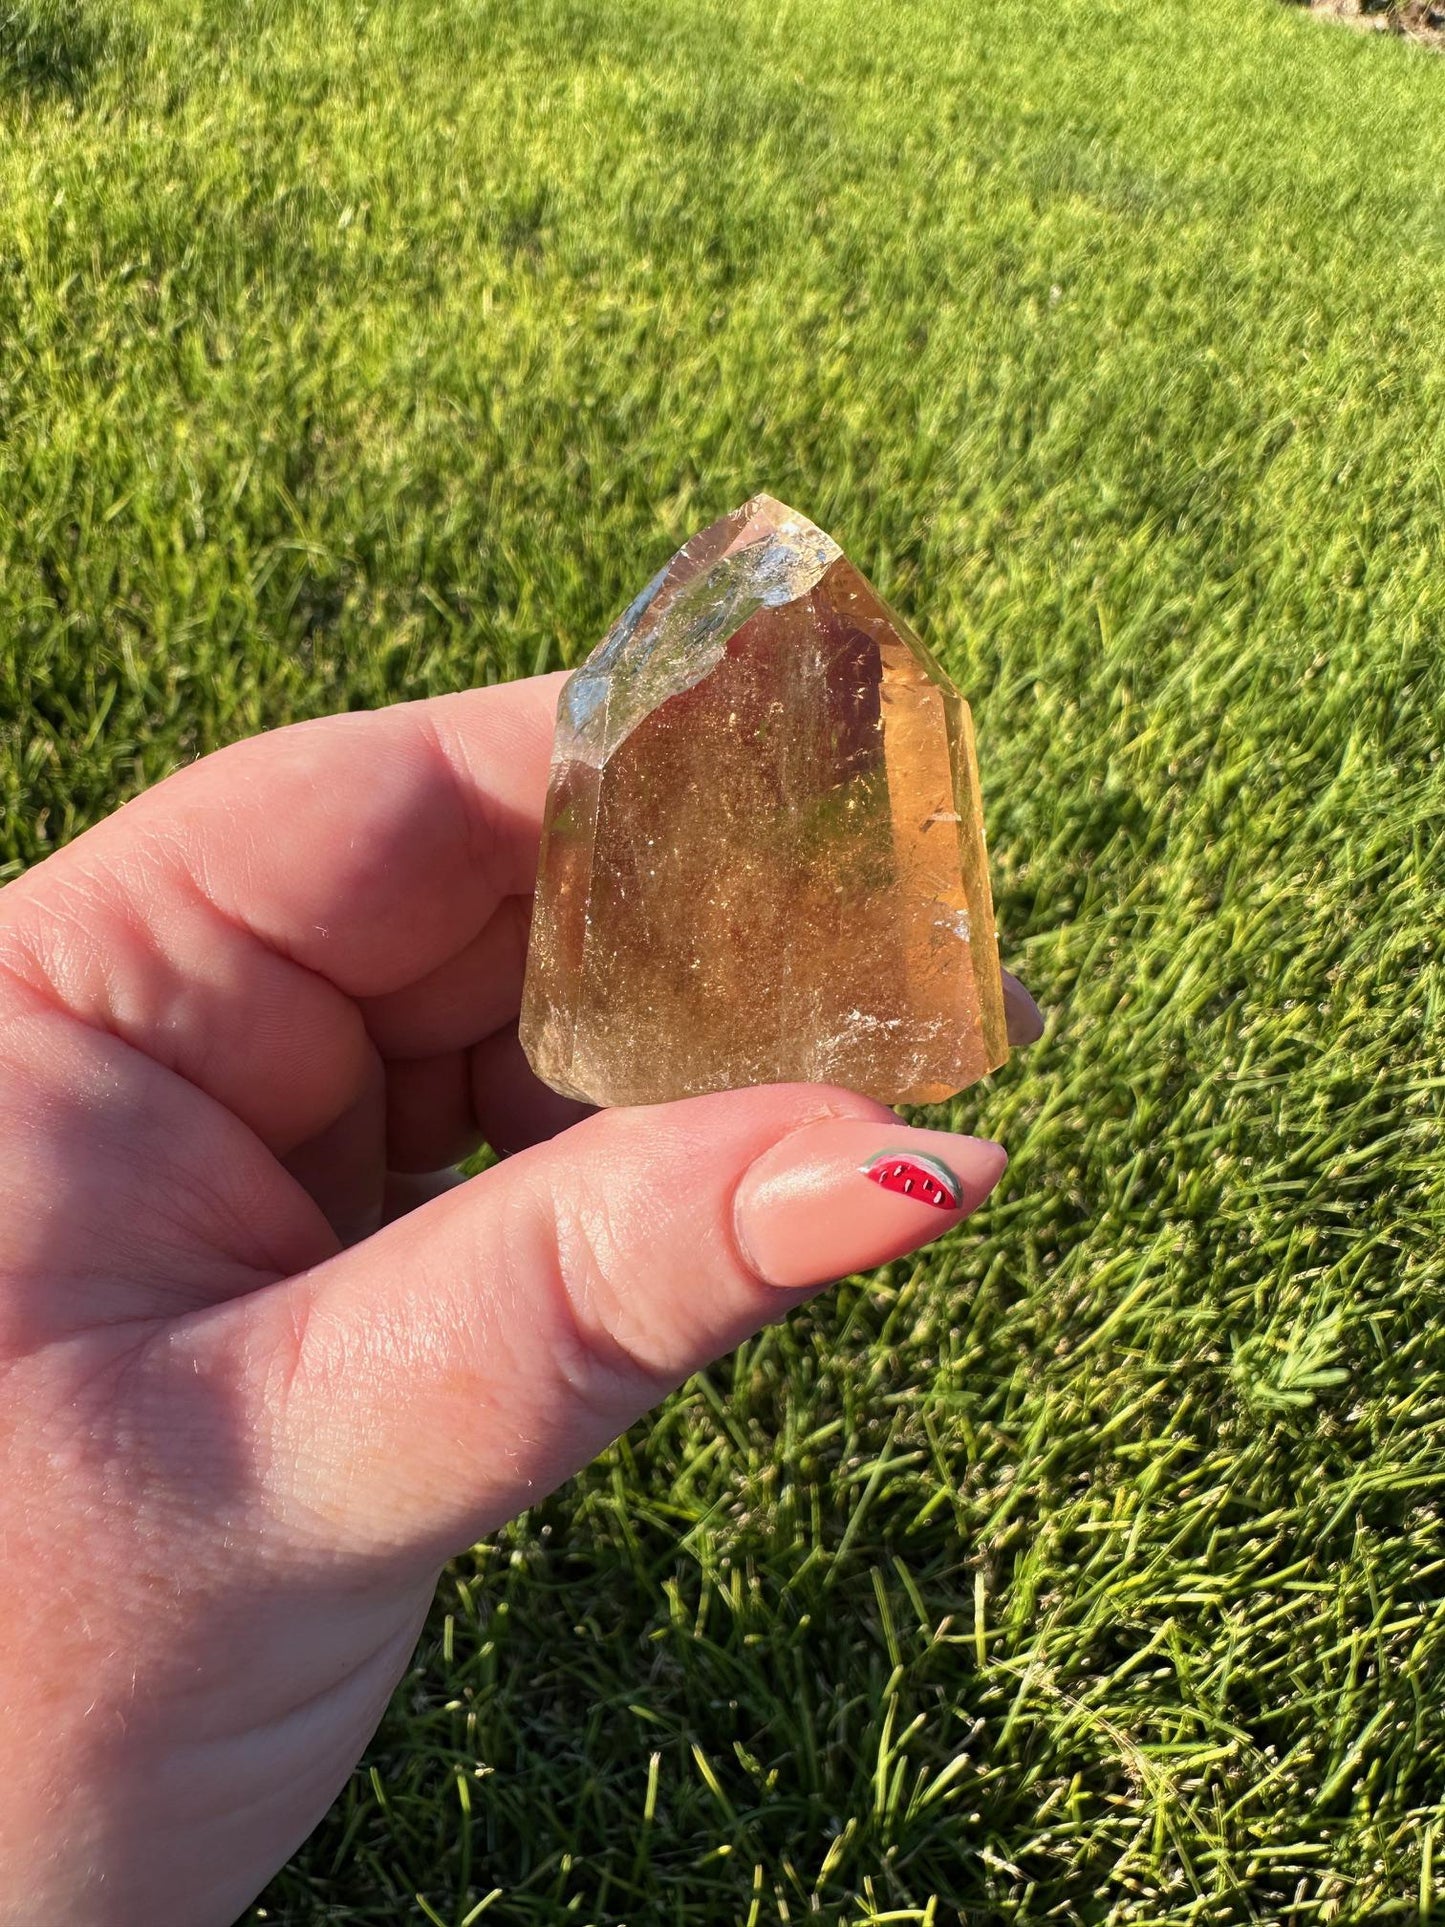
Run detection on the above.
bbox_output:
[222,1085,1007,1565]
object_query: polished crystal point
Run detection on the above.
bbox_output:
[518,495,1009,1108]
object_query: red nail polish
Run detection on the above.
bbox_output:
[861,1150,963,1211]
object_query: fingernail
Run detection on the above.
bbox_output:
[1002,971,1045,1047]
[733,1119,1008,1291]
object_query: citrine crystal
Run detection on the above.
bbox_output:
[518,495,1009,1108]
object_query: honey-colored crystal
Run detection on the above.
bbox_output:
[518,495,1008,1108]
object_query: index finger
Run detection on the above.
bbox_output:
[0,674,567,1155]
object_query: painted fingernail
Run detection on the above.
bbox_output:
[1002,971,1045,1047]
[733,1118,1008,1291]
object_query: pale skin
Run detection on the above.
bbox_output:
[0,671,1042,1924]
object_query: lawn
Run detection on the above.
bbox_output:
[4,0,1445,1919]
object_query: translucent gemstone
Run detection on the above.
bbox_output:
[518,495,1009,1108]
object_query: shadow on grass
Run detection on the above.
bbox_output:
[0,0,140,100]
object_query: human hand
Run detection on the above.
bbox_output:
[0,673,1042,1924]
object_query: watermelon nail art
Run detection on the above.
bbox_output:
[861,1149,963,1211]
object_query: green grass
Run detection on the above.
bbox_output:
[4,0,1445,1918]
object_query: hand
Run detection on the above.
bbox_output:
[0,674,1042,1924]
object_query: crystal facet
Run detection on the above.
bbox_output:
[518,495,1009,1108]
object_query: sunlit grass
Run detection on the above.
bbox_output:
[3,0,1444,1919]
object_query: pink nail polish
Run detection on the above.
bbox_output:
[1001,971,1045,1046]
[733,1118,1007,1291]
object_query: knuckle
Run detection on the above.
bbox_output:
[521,1177,676,1423]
